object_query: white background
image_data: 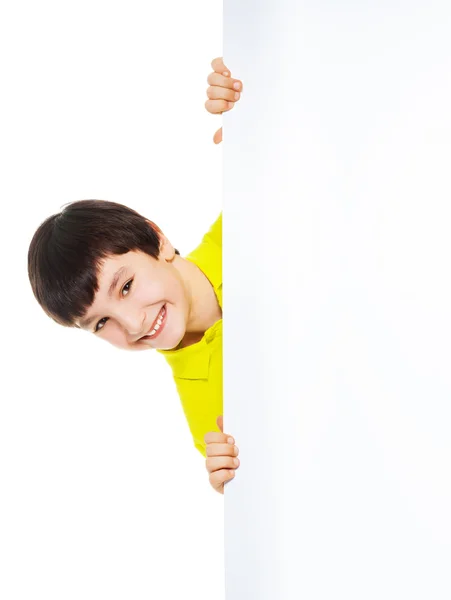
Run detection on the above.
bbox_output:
[223,1,451,598]
[0,2,227,598]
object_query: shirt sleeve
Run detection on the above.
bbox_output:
[204,212,222,249]
[194,440,207,458]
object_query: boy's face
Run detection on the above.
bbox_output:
[77,234,190,351]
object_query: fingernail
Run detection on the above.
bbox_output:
[233,458,239,466]
[228,437,234,444]
[223,71,229,76]
[228,101,234,108]
[233,82,241,90]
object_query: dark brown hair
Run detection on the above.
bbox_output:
[27,199,180,328]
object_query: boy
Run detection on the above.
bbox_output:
[27,57,242,495]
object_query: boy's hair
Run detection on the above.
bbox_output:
[28,199,180,329]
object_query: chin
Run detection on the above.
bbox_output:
[122,343,151,352]
[159,338,184,351]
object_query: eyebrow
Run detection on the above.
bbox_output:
[108,266,127,298]
[79,266,127,329]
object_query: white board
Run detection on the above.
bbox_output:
[223,2,451,598]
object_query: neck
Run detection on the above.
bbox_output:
[172,255,222,334]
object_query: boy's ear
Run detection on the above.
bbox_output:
[145,219,176,262]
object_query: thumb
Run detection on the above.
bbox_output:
[213,127,223,144]
[217,415,223,432]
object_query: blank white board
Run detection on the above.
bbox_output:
[223,2,451,598]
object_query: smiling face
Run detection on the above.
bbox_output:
[77,237,191,351]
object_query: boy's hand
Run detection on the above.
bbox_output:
[205,57,243,144]
[204,415,240,494]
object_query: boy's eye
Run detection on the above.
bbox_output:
[122,279,133,296]
[94,317,108,333]
[93,278,134,333]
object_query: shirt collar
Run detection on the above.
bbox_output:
[157,319,221,378]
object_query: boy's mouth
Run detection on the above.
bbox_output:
[140,304,167,341]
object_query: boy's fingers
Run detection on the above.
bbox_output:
[206,442,238,458]
[209,468,235,486]
[207,71,242,92]
[204,99,235,115]
[204,430,233,445]
[206,455,239,474]
[211,56,230,76]
[206,83,240,103]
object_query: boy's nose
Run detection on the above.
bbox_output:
[121,311,146,337]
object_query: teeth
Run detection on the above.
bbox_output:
[147,306,165,337]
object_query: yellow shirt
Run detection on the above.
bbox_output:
[156,213,223,458]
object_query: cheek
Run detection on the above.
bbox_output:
[142,278,167,301]
[102,326,129,350]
